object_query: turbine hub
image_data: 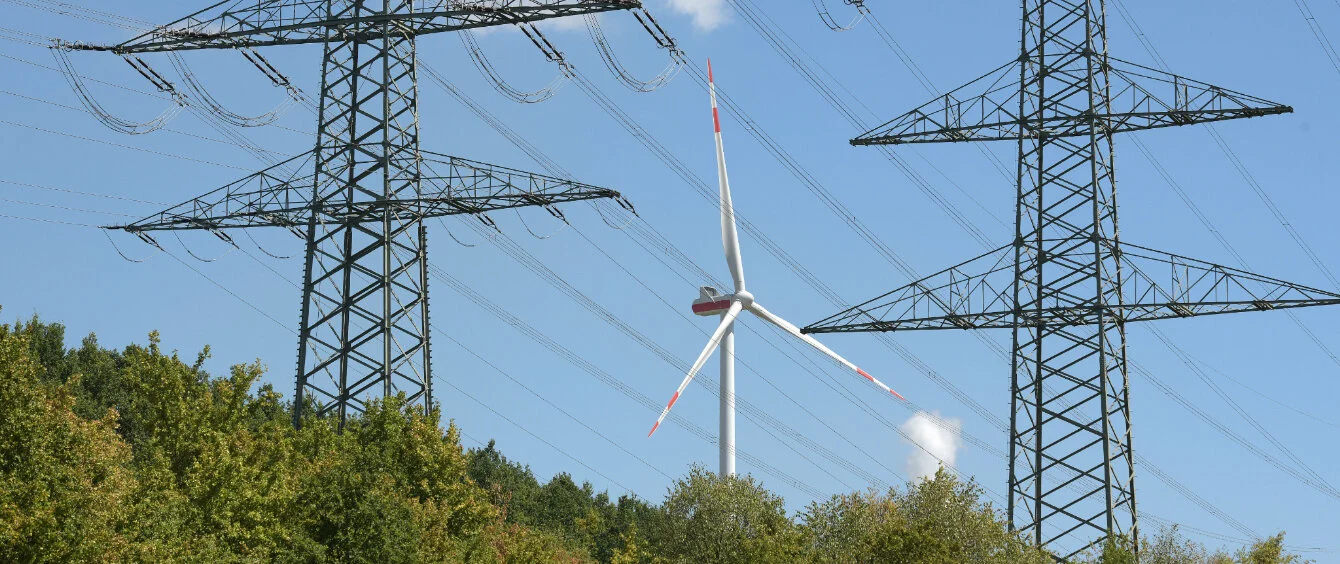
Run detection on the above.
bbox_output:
[733,290,755,308]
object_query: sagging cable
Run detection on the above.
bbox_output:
[460,26,569,104]
[50,42,185,135]
[585,10,683,93]
[173,227,233,263]
[592,200,634,231]
[813,0,867,32]
[168,52,297,127]
[437,216,483,248]
[515,208,566,240]
[244,229,292,259]
[103,229,154,263]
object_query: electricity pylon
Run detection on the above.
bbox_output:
[803,1,1340,557]
[74,0,640,427]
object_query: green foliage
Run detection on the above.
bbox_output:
[1232,533,1309,564]
[1074,527,1313,564]
[799,468,1049,563]
[0,326,135,562]
[0,311,1319,563]
[654,465,804,563]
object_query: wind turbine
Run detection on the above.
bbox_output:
[648,60,904,477]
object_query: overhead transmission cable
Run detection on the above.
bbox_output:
[419,63,925,486]
[811,0,866,32]
[420,58,996,487]
[560,61,1002,452]
[739,0,1340,533]
[0,5,670,495]
[459,26,569,104]
[582,10,683,93]
[167,51,302,128]
[449,218,891,491]
[809,0,1340,482]
[50,45,186,135]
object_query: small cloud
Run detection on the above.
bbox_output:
[900,411,962,481]
[663,0,729,31]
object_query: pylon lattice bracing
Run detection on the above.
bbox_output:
[805,0,1337,557]
[77,0,640,427]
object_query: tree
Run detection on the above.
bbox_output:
[0,324,136,562]
[799,469,1049,564]
[1233,534,1309,564]
[653,465,803,563]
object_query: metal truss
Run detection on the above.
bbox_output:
[807,241,1340,333]
[803,0,1335,558]
[92,0,636,428]
[107,152,624,233]
[852,58,1291,146]
[67,1,638,54]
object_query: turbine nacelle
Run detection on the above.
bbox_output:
[691,287,756,317]
[691,286,732,316]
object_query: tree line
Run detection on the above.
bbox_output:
[0,310,1310,562]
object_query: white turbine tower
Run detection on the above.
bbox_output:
[648,60,905,477]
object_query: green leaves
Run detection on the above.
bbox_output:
[0,324,135,562]
[798,469,1049,564]
[655,465,804,564]
[0,312,1318,563]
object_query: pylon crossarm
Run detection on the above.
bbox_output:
[852,57,1292,146]
[1114,241,1340,321]
[64,0,639,54]
[802,244,1016,334]
[805,239,1340,334]
[106,151,622,233]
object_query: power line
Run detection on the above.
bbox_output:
[0,118,250,171]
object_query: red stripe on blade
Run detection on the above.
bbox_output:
[667,391,680,410]
[648,422,660,437]
[890,389,906,401]
[707,58,714,83]
[857,368,875,382]
[713,107,721,133]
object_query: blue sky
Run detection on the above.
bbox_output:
[1,0,1338,557]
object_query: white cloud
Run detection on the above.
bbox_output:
[663,0,729,31]
[899,411,963,481]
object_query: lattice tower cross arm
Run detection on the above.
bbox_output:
[86,0,640,430]
[802,0,1320,559]
[66,1,641,53]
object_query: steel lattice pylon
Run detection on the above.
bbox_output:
[79,0,639,427]
[804,0,1339,557]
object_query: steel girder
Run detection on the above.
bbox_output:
[804,241,1340,333]
[105,152,623,233]
[66,0,639,54]
[803,0,1325,558]
[290,0,432,427]
[95,0,636,429]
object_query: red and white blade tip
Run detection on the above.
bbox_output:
[707,58,714,83]
[858,368,906,400]
[648,392,681,437]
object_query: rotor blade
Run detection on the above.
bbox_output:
[709,59,746,293]
[748,302,905,400]
[649,301,745,437]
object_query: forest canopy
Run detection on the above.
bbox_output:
[0,310,1310,563]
